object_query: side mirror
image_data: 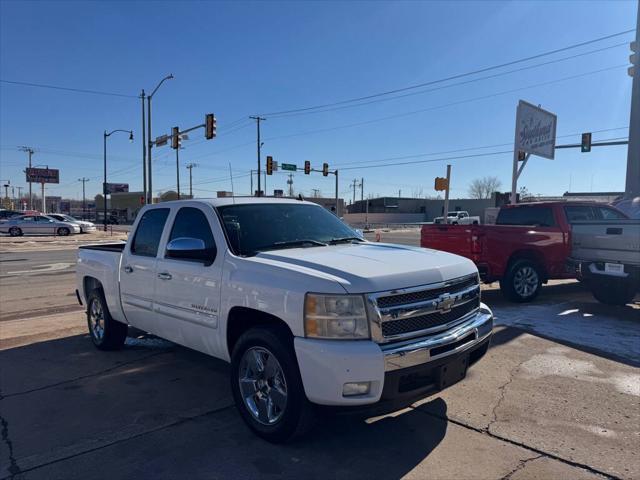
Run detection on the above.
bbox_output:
[166,237,216,265]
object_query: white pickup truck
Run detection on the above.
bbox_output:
[76,198,493,442]
[433,211,480,225]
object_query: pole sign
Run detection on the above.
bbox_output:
[25,167,59,184]
[514,100,557,160]
[105,183,129,194]
[281,163,297,171]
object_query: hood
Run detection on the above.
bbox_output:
[253,242,477,293]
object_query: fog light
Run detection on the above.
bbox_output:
[343,382,371,397]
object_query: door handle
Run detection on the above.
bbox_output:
[157,272,172,280]
[124,265,133,273]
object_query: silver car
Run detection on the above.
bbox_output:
[48,214,97,233]
[0,215,81,236]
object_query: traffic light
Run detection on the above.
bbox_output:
[171,126,179,149]
[205,113,217,139]
[304,160,311,174]
[322,163,329,176]
[434,177,448,191]
[581,132,592,153]
[266,156,274,175]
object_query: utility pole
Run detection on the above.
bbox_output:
[443,164,452,224]
[335,170,339,217]
[186,163,197,198]
[78,177,89,219]
[249,116,266,196]
[16,187,23,210]
[351,179,358,205]
[20,146,34,209]
[626,2,640,198]
[141,89,147,204]
[287,173,294,197]
[311,188,321,197]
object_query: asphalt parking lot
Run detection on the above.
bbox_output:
[0,232,638,480]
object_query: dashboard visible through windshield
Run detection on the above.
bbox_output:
[218,203,362,256]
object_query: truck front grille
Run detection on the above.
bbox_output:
[370,274,480,343]
[381,298,480,337]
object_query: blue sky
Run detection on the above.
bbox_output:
[0,0,636,202]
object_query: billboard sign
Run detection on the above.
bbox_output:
[26,167,60,184]
[514,100,557,160]
[104,183,129,194]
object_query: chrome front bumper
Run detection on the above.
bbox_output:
[382,304,493,371]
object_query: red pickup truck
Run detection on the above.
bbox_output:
[421,202,628,302]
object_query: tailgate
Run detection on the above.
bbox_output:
[571,221,640,265]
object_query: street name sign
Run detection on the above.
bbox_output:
[281,163,297,171]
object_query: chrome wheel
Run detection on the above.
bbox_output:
[513,266,539,298]
[89,298,105,341]
[238,347,288,425]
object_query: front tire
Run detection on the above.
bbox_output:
[230,326,315,443]
[86,289,127,350]
[57,227,70,236]
[500,259,542,302]
[9,227,22,237]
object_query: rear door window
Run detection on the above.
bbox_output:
[564,205,598,223]
[496,206,556,227]
[596,206,627,220]
[131,208,170,257]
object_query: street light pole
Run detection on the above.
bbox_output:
[141,89,147,204]
[78,177,89,219]
[249,116,265,196]
[104,129,134,231]
[146,74,174,205]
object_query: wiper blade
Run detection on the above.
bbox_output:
[257,239,328,252]
[328,236,364,245]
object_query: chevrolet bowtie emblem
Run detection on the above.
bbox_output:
[434,294,455,313]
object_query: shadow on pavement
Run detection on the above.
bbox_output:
[1,333,448,479]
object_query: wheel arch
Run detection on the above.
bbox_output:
[226,306,294,358]
[82,276,103,303]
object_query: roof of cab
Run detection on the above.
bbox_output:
[146,197,320,208]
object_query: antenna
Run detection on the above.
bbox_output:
[228,162,235,204]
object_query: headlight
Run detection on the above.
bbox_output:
[304,293,369,339]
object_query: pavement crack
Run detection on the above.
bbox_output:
[0,396,21,479]
[501,454,543,480]
[486,360,521,433]
[1,350,173,399]
[413,407,621,480]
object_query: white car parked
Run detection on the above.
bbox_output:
[434,211,481,225]
[48,214,97,233]
[0,215,81,236]
[76,198,493,442]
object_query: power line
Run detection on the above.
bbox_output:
[0,79,138,98]
[260,29,634,117]
[266,42,629,119]
[262,64,626,143]
[333,127,629,168]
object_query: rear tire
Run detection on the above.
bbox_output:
[9,227,22,237]
[591,279,637,306]
[86,288,127,350]
[230,326,315,443]
[500,259,542,302]
[57,227,70,236]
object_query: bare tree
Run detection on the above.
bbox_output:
[468,176,502,199]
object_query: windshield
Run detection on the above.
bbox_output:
[218,203,361,256]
